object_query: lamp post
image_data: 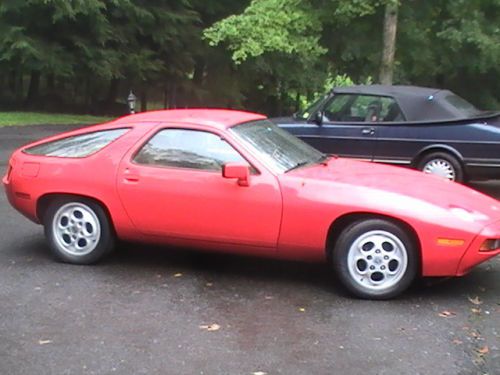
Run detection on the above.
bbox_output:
[127,91,137,114]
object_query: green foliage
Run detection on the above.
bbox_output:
[204,0,326,64]
[0,0,199,105]
[0,0,498,116]
[0,112,111,126]
[297,73,374,111]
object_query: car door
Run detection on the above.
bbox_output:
[368,97,418,166]
[309,94,382,160]
[116,126,282,248]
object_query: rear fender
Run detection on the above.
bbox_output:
[412,144,464,167]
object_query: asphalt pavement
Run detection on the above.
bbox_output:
[0,125,498,375]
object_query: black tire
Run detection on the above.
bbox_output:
[43,196,115,264]
[332,219,419,300]
[416,151,464,182]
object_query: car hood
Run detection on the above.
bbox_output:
[284,157,500,225]
[271,116,301,124]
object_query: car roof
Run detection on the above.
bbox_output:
[331,85,482,121]
[111,108,266,130]
[332,84,445,97]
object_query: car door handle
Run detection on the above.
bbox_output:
[123,168,139,182]
[362,127,375,135]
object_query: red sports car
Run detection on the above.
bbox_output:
[3,109,500,299]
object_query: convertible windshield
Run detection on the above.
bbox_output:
[230,120,326,173]
[295,95,329,120]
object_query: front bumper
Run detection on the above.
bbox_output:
[456,219,500,275]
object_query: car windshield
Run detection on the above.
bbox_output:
[294,94,329,120]
[230,119,326,173]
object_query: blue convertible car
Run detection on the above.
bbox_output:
[273,85,500,182]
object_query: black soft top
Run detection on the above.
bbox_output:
[332,85,483,121]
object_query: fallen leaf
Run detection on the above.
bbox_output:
[173,273,183,278]
[38,340,52,345]
[477,346,489,355]
[452,339,463,345]
[470,331,481,339]
[298,307,306,312]
[264,296,273,300]
[438,310,456,318]
[471,308,481,314]
[478,286,486,292]
[252,372,267,375]
[206,282,213,287]
[199,323,220,332]
[468,296,483,305]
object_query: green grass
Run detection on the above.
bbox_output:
[0,112,114,126]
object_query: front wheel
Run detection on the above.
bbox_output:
[332,219,419,299]
[43,197,115,264]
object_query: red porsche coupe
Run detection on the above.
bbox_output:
[3,109,500,299]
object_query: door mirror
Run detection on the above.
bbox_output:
[314,111,324,125]
[222,163,250,187]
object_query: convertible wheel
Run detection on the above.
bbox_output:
[417,152,464,182]
[332,219,418,299]
[43,197,114,264]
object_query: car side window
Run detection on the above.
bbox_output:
[134,129,249,172]
[323,94,404,122]
[352,95,405,122]
[322,94,352,122]
[379,97,404,122]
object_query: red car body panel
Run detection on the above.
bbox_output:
[3,109,500,277]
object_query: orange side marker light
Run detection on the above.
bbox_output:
[437,238,465,247]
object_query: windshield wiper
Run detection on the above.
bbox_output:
[286,154,331,172]
[286,160,311,172]
[315,154,330,165]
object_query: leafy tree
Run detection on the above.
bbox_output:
[0,0,499,114]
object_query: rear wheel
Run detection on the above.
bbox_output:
[417,152,464,182]
[43,197,114,264]
[332,219,418,299]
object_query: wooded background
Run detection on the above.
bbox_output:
[0,0,498,116]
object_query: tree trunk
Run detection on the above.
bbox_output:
[379,1,399,85]
[140,87,148,112]
[84,78,92,111]
[25,70,41,105]
[295,92,301,113]
[8,70,17,96]
[47,73,55,93]
[193,58,205,86]
[105,78,120,105]
[17,73,24,102]
[168,82,177,109]
[163,86,168,109]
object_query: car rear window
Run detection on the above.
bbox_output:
[445,94,482,117]
[24,128,129,158]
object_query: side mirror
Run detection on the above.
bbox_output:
[314,111,324,125]
[222,162,250,187]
